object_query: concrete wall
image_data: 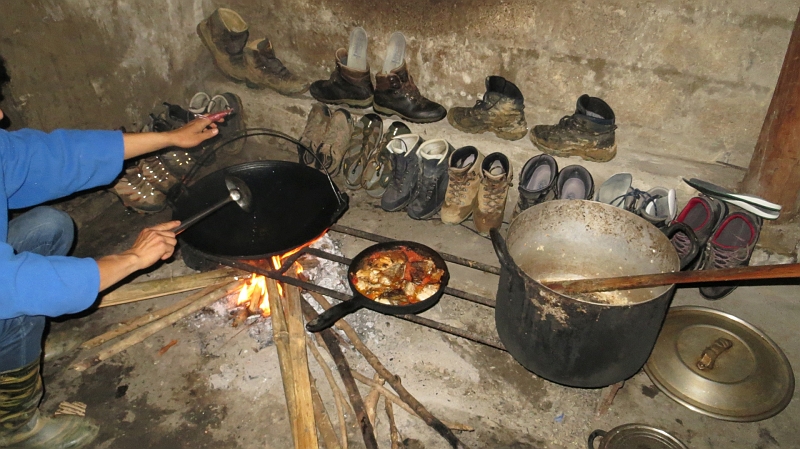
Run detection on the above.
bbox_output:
[1,0,797,168]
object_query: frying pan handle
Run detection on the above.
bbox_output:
[661,222,700,270]
[305,298,364,333]
[490,228,527,280]
[587,429,607,449]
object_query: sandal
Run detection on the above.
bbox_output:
[363,120,409,197]
[112,167,167,213]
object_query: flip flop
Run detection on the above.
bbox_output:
[683,178,781,211]
[347,27,368,71]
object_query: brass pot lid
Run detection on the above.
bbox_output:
[589,424,688,449]
[644,306,794,422]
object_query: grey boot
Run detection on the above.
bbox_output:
[447,76,528,141]
[381,135,424,211]
[407,139,454,220]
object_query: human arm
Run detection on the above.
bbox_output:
[96,221,180,291]
[122,117,219,160]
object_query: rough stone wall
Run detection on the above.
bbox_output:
[1,0,797,168]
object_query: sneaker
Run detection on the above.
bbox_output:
[555,165,594,200]
[530,94,617,162]
[447,76,528,141]
[298,103,331,167]
[318,108,353,176]
[362,121,410,198]
[697,211,762,300]
[474,152,512,235]
[113,167,167,214]
[381,134,424,211]
[636,187,677,228]
[407,139,453,219]
[441,146,484,224]
[513,154,558,218]
[670,195,728,269]
[342,114,383,190]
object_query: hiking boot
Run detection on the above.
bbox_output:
[636,187,677,228]
[208,93,247,155]
[441,146,484,224]
[407,140,453,220]
[530,94,617,162]
[197,8,249,81]
[363,121,411,198]
[310,49,374,108]
[555,165,594,200]
[447,76,528,141]
[374,62,446,123]
[474,153,513,235]
[697,211,762,300]
[513,154,558,218]
[317,108,353,176]
[0,359,99,449]
[298,103,331,167]
[138,156,179,193]
[244,38,309,95]
[342,114,383,190]
[113,167,167,214]
[381,134,424,211]
[670,195,728,270]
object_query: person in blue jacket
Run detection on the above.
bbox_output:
[0,56,220,448]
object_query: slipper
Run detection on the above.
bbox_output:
[683,178,781,211]
[346,27,368,71]
[188,92,212,114]
[596,173,632,208]
[383,32,406,74]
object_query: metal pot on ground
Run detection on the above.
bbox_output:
[490,200,680,388]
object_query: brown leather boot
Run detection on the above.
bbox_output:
[373,62,446,124]
[0,360,99,449]
[441,146,484,224]
[310,48,374,108]
[196,8,249,81]
[244,38,309,95]
[474,153,513,235]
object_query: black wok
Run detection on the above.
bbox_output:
[305,241,450,332]
[171,160,348,259]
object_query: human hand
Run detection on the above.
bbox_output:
[123,221,180,270]
[167,117,219,149]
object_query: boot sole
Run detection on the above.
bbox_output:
[373,104,444,124]
[314,96,374,109]
[440,210,473,225]
[408,202,444,220]
[530,134,617,162]
[447,115,528,141]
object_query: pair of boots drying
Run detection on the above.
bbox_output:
[310,28,446,124]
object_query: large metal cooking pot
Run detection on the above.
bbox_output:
[490,200,680,388]
[171,160,348,259]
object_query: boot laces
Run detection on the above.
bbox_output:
[707,243,748,269]
[255,55,293,79]
[446,172,476,201]
[482,179,508,207]
[611,188,652,212]
[671,232,694,259]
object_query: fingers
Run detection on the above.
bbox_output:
[151,220,181,231]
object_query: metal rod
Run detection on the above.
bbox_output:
[330,224,502,275]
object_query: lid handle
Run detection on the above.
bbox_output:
[696,337,733,370]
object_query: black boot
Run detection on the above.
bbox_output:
[381,134,424,211]
[513,154,558,218]
[310,49,374,108]
[0,359,99,448]
[447,76,528,141]
[530,94,617,162]
[407,139,453,219]
[373,62,446,124]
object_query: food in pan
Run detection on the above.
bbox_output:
[352,246,445,306]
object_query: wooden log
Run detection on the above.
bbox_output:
[81,282,229,350]
[363,374,383,427]
[300,298,379,449]
[99,267,243,307]
[310,371,342,449]
[265,279,300,447]
[307,336,350,449]
[308,292,470,449]
[72,281,239,371]
[385,397,403,449]
[741,8,800,223]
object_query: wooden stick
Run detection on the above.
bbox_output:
[307,336,350,449]
[82,282,229,350]
[308,292,469,449]
[282,282,318,449]
[385,397,403,449]
[310,371,342,449]
[72,281,238,371]
[352,371,473,432]
[99,268,242,307]
[266,279,300,446]
[300,298,379,449]
[364,374,383,427]
[544,262,800,295]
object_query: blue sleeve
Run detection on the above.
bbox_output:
[0,245,100,318]
[0,129,124,208]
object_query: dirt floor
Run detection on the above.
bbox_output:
[39,86,798,449]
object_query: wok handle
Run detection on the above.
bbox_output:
[489,228,527,280]
[305,298,364,332]
[661,222,700,271]
[587,430,607,449]
[173,196,232,235]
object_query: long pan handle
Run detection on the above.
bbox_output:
[172,196,232,235]
[544,263,800,295]
[305,298,364,332]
